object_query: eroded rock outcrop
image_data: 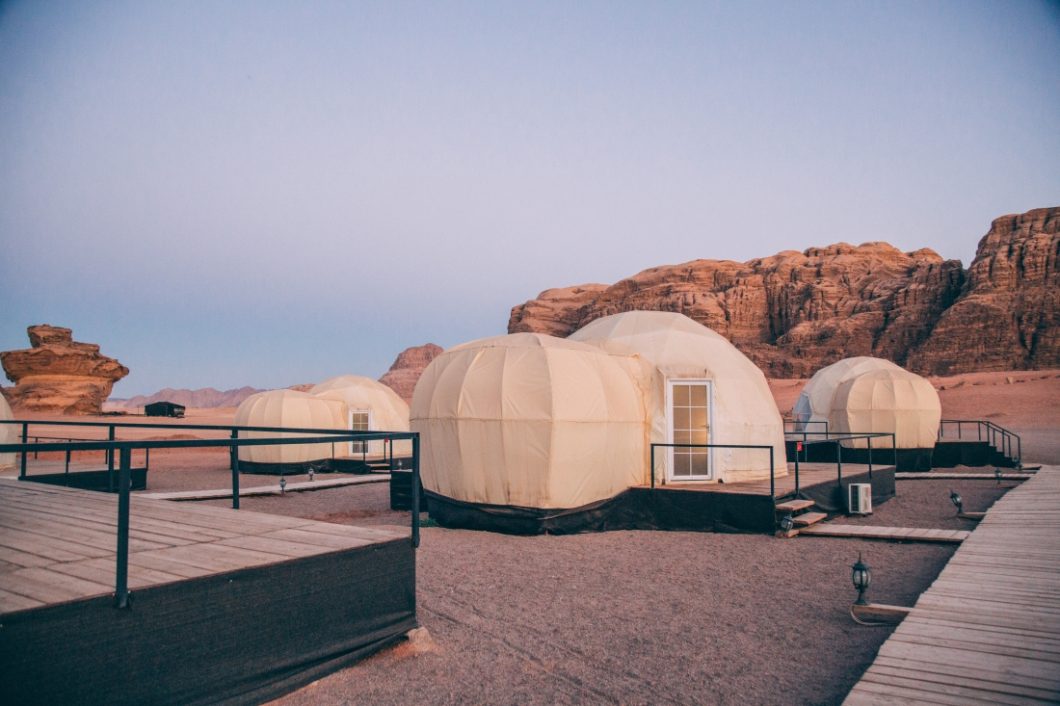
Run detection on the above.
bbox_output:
[1,325,129,414]
[509,207,1059,377]
[379,343,443,402]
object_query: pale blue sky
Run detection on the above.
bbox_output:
[1,1,1058,396]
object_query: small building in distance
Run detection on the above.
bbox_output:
[144,401,186,418]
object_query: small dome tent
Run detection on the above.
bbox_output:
[792,357,901,434]
[310,375,410,459]
[0,395,15,469]
[411,333,648,529]
[570,311,786,483]
[234,389,348,472]
[830,368,941,451]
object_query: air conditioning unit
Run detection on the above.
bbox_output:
[848,483,873,515]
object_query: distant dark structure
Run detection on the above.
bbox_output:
[144,401,185,418]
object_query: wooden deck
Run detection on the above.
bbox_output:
[652,463,892,496]
[844,466,1060,704]
[0,478,404,612]
[0,477,417,704]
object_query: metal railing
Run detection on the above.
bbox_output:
[938,419,1021,466]
[1,418,409,481]
[0,428,421,610]
[783,431,896,492]
[650,443,777,498]
[783,418,830,437]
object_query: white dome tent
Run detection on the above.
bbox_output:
[830,368,942,451]
[792,356,901,435]
[412,333,647,528]
[569,311,786,484]
[0,395,15,470]
[310,375,410,461]
[234,389,348,472]
[412,313,790,533]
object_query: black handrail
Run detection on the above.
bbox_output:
[937,419,1021,466]
[783,418,830,437]
[650,443,776,498]
[783,431,896,490]
[0,429,421,610]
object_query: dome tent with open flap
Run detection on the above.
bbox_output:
[830,367,941,452]
[411,332,649,531]
[0,395,15,469]
[234,389,348,473]
[311,375,410,460]
[792,356,901,434]
[570,311,786,484]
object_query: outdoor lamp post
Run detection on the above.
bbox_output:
[994,467,1002,486]
[779,514,794,533]
[280,476,287,495]
[949,489,963,514]
[852,552,870,606]
[309,468,315,482]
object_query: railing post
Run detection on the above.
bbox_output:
[650,445,656,489]
[768,446,775,501]
[230,429,240,510]
[20,422,28,479]
[867,436,873,480]
[836,441,843,487]
[107,425,117,491]
[891,433,897,467]
[411,434,421,549]
[794,450,800,496]
[115,446,132,609]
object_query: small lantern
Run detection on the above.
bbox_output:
[949,489,963,514]
[779,514,794,532]
[279,476,287,495]
[309,468,315,482]
[994,467,1002,485]
[851,552,870,606]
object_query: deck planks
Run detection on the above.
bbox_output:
[799,523,970,543]
[844,466,1060,705]
[0,478,407,614]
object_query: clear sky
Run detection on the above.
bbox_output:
[1,1,1058,397]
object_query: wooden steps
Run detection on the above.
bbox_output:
[792,511,827,528]
[799,523,970,543]
[775,498,815,513]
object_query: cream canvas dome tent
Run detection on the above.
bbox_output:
[792,356,901,435]
[310,375,411,466]
[569,311,786,485]
[0,394,15,470]
[829,367,941,470]
[411,332,649,533]
[234,389,348,473]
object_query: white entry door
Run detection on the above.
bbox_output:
[349,409,372,457]
[667,380,712,481]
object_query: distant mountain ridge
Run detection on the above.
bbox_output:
[110,386,263,410]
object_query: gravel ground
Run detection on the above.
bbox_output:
[251,479,989,706]
[843,477,1014,530]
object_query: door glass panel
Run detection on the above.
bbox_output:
[350,411,370,454]
[670,381,710,479]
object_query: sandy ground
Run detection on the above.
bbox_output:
[248,475,1016,706]
[770,369,1060,464]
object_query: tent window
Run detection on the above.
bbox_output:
[349,410,370,454]
[670,381,711,480]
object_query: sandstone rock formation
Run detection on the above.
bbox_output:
[1,325,129,414]
[509,207,1059,377]
[907,208,1059,374]
[110,386,263,410]
[379,343,443,402]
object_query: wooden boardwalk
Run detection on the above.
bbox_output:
[799,523,970,543]
[844,466,1060,704]
[0,478,404,613]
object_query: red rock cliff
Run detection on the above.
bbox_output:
[379,343,443,403]
[1,325,130,414]
[509,207,1059,377]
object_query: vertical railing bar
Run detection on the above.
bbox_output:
[115,446,132,609]
[411,434,421,549]
[20,422,28,479]
[230,429,240,510]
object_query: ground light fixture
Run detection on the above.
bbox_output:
[852,552,870,606]
[280,476,287,495]
[994,467,1003,485]
[309,468,315,482]
[779,514,794,532]
[949,489,963,514]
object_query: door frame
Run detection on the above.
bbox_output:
[664,379,714,482]
[348,408,373,457]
